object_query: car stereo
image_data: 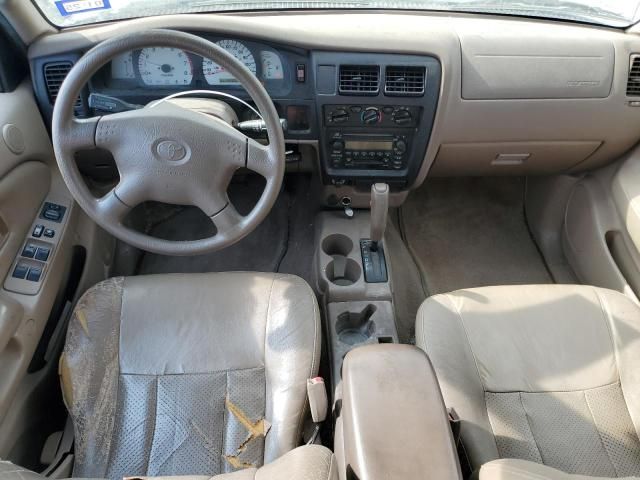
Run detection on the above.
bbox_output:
[327,132,411,170]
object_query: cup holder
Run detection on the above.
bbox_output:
[326,257,361,286]
[322,234,353,257]
[336,304,377,345]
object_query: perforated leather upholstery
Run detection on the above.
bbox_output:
[59,273,321,480]
[416,285,640,478]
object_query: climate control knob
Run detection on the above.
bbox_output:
[361,107,382,125]
[393,109,413,125]
[330,108,349,123]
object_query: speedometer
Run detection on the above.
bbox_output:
[203,40,257,86]
[138,47,193,86]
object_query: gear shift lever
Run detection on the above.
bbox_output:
[370,183,389,251]
[360,183,389,283]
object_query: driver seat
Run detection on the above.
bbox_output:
[58,272,321,479]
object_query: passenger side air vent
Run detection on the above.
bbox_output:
[385,66,426,96]
[339,65,380,95]
[627,55,640,96]
[44,61,82,108]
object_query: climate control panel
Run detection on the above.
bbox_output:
[324,105,420,128]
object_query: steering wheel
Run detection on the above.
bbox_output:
[52,29,285,256]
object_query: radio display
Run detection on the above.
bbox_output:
[345,140,393,151]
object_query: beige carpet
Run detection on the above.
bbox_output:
[401,177,552,295]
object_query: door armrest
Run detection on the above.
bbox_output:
[339,344,462,480]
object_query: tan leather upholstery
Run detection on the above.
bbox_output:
[0,446,337,480]
[340,344,461,480]
[416,285,640,477]
[60,273,320,479]
[478,459,639,480]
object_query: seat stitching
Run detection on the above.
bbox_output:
[103,278,125,478]
[221,370,229,472]
[483,380,621,395]
[445,293,486,391]
[145,375,159,476]
[294,278,320,450]
[592,288,619,381]
[445,293,500,456]
[263,277,275,461]
[518,391,545,464]
[328,453,336,480]
[119,366,265,376]
[583,389,618,476]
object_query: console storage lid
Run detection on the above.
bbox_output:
[340,344,462,480]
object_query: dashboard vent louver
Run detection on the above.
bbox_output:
[385,66,426,96]
[628,55,640,96]
[339,65,380,95]
[44,61,82,108]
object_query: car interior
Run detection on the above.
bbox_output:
[1,1,640,479]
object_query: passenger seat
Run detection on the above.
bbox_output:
[416,285,640,479]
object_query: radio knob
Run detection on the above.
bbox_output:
[361,107,381,125]
[394,139,407,154]
[393,109,412,125]
[331,140,345,152]
[330,108,349,123]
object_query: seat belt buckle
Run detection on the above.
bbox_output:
[306,377,328,445]
[307,377,328,423]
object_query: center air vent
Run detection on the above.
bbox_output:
[44,61,82,108]
[385,66,426,96]
[339,65,380,95]
[627,55,640,96]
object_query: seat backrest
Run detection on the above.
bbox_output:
[60,273,320,480]
[417,285,640,477]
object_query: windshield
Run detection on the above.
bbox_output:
[32,0,640,28]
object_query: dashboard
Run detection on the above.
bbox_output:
[27,12,640,195]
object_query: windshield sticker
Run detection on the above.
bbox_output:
[55,0,111,16]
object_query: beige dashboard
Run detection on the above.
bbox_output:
[25,11,640,186]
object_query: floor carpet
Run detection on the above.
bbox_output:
[400,177,553,295]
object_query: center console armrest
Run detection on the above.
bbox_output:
[339,344,462,480]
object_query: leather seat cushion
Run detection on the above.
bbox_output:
[416,285,640,477]
[0,445,337,480]
[60,273,320,480]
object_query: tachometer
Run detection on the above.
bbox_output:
[203,40,257,86]
[138,47,193,86]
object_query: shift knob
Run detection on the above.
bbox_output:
[370,183,389,248]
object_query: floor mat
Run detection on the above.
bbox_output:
[400,177,552,295]
[137,176,289,275]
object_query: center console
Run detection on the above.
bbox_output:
[312,52,441,190]
[336,344,462,480]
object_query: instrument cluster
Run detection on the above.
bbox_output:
[106,39,286,88]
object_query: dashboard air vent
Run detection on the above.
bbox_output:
[44,61,82,108]
[385,66,426,96]
[339,65,380,95]
[628,55,640,96]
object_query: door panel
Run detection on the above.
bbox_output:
[0,80,70,459]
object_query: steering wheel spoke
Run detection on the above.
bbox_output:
[65,117,101,152]
[95,189,132,224]
[210,202,244,232]
[246,138,275,178]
